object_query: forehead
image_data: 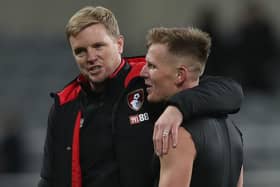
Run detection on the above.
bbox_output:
[147,43,191,66]
[146,43,170,62]
[69,24,114,46]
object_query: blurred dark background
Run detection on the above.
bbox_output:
[0,0,279,186]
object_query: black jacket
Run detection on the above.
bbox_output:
[38,57,243,187]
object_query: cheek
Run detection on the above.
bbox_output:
[152,76,165,94]
[75,56,83,64]
[104,49,120,68]
[154,83,166,96]
[75,58,86,70]
[153,76,173,97]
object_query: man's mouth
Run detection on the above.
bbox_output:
[88,66,102,74]
[145,83,152,93]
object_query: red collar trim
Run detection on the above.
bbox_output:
[72,111,82,187]
[109,59,125,79]
[56,75,87,106]
[57,82,81,106]
[124,57,146,88]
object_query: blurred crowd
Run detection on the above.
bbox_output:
[0,110,25,173]
[196,2,279,94]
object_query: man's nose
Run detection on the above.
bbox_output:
[87,48,97,62]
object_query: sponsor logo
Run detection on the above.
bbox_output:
[127,89,144,111]
[129,112,149,125]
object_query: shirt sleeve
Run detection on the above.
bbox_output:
[38,105,55,187]
[167,75,243,121]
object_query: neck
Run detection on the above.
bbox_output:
[89,79,109,93]
[179,79,199,91]
[110,58,124,78]
[89,57,124,93]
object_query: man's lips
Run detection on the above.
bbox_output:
[88,66,102,74]
[145,82,152,93]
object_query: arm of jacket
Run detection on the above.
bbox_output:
[38,105,55,187]
[167,75,244,121]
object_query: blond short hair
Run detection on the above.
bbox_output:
[146,27,211,76]
[65,6,120,39]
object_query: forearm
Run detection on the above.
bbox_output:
[168,76,243,121]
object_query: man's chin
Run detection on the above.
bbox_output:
[88,76,107,84]
[147,95,159,103]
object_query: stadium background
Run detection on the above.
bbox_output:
[0,0,279,186]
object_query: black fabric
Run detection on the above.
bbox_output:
[154,116,243,187]
[168,75,243,123]
[38,59,243,187]
[188,117,243,187]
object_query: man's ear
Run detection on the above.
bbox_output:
[117,35,124,54]
[175,65,187,85]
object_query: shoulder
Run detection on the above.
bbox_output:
[124,56,146,88]
[185,116,235,136]
[51,75,86,106]
[185,116,242,151]
[183,117,225,151]
[185,117,218,130]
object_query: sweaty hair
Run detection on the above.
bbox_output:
[146,27,211,76]
[65,6,120,39]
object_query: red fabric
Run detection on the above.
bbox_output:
[109,59,126,78]
[57,57,145,104]
[72,111,82,187]
[126,56,146,65]
[124,57,146,88]
[57,75,85,106]
[67,57,145,186]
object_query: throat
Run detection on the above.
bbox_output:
[89,80,108,93]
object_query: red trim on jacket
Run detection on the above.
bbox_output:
[57,59,126,106]
[57,57,146,186]
[57,75,86,106]
[109,59,125,78]
[72,111,82,187]
[124,57,146,88]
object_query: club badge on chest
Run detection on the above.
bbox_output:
[127,89,144,111]
[127,89,149,125]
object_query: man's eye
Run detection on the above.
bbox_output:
[74,48,86,56]
[93,43,105,49]
[148,63,156,69]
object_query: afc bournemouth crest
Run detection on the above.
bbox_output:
[127,89,144,111]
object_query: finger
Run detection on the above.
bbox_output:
[162,132,169,155]
[153,125,157,149]
[155,133,162,156]
[171,125,178,148]
[153,125,158,154]
[153,125,162,156]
